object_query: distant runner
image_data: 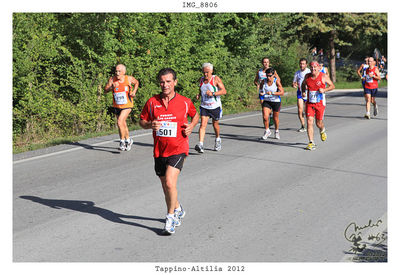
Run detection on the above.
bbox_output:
[254,57,281,126]
[254,57,281,104]
[302,61,335,150]
[357,57,370,89]
[195,63,227,153]
[362,57,381,119]
[139,68,199,235]
[292,58,311,132]
[260,68,285,140]
[320,63,329,76]
[104,64,139,151]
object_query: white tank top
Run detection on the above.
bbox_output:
[262,78,281,102]
[199,75,222,109]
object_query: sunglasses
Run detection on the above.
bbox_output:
[267,74,274,77]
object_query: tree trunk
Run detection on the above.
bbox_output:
[329,30,337,83]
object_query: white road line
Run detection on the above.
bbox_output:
[13,133,151,165]
[13,93,349,164]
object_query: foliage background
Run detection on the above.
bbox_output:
[12,13,387,148]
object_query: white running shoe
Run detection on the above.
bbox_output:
[119,140,126,151]
[163,216,176,235]
[364,112,371,120]
[174,205,185,227]
[214,138,222,151]
[374,104,378,116]
[125,138,133,151]
[261,129,272,140]
[297,126,306,132]
[275,130,280,140]
[195,143,204,153]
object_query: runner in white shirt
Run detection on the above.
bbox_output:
[292,58,311,132]
[260,68,285,140]
[195,63,227,153]
[357,56,370,89]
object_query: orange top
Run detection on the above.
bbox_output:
[112,76,133,109]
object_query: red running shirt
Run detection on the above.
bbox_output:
[364,66,379,89]
[140,93,197,158]
[305,72,326,104]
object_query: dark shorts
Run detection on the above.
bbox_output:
[200,106,222,121]
[262,101,281,112]
[154,153,186,177]
[110,107,132,116]
[296,89,307,101]
[364,88,378,97]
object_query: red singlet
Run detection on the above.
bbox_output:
[364,66,379,89]
[140,93,197,158]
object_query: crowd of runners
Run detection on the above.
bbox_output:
[105,55,382,234]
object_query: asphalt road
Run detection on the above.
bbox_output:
[13,89,387,262]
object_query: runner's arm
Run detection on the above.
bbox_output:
[139,119,161,131]
[274,79,285,96]
[104,77,114,93]
[292,73,298,88]
[357,64,364,78]
[301,75,308,96]
[321,75,335,93]
[274,71,281,82]
[259,79,265,95]
[254,71,260,86]
[214,76,227,96]
[183,112,200,137]
[196,77,202,100]
[129,76,139,97]
[374,68,381,81]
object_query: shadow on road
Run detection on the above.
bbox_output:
[20,196,165,235]
[342,236,387,262]
[68,142,121,154]
[217,132,308,150]
[218,122,264,130]
[69,140,154,153]
[328,90,387,99]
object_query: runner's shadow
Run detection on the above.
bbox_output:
[219,133,308,150]
[218,122,264,129]
[132,141,154,148]
[69,142,121,154]
[20,196,165,235]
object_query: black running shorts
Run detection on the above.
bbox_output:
[111,107,132,116]
[154,153,187,177]
[262,101,281,112]
[200,106,222,121]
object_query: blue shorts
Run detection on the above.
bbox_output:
[297,89,306,100]
[364,88,378,97]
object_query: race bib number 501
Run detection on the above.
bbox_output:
[156,121,177,137]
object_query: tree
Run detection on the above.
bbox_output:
[287,13,387,82]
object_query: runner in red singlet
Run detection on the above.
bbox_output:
[301,61,335,150]
[139,68,199,235]
[362,57,381,119]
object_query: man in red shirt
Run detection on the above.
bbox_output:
[140,68,199,235]
[362,57,381,119]
[301,61,335,150]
